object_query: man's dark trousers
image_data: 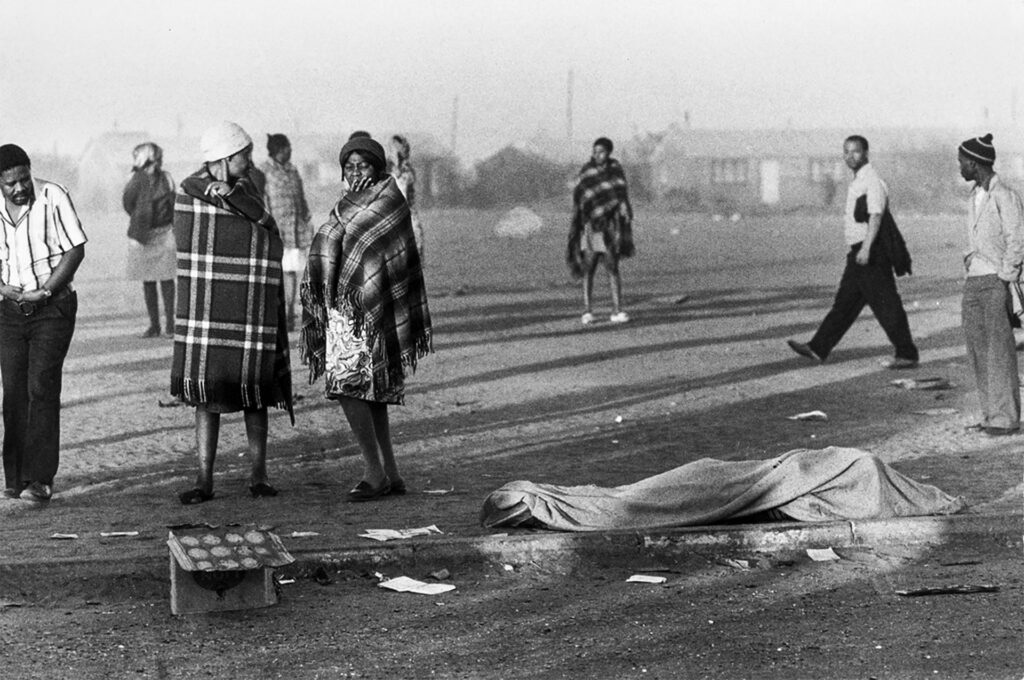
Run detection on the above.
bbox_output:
[808,245,918,361]
[0,291,77,490]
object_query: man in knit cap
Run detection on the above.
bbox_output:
[787,135,918,368]
[958,133,1024,436]
[0,144,88,502]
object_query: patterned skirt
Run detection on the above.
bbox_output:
[324,308,405,404]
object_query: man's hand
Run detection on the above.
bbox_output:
[855,248,871,266]
[0,284,23,301]
[20,288,51,304]
[207,181,231,198]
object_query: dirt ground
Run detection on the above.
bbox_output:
[0,203,1022,678]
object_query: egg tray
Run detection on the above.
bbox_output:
[167,526,294,572]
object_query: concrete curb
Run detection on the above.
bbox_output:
[289,512,1023,573]
[2,513,1018,585]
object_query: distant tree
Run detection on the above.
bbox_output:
[467,146,568,207]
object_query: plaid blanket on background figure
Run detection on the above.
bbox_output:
[566,158,635,277]
[301,175,432,393]
[170,169,293,419]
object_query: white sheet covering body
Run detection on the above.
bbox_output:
[480,447,965,531]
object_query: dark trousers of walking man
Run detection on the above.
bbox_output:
[0,291,77,490]
[807,244,918,362]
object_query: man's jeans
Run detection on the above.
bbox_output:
[962,275,1020,430]
[0,291,77,489]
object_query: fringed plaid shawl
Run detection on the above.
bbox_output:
[566,158,635,277]
[300,175,432,394]
[170,169,293,420]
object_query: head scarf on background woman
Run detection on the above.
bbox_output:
[267,134,290,156]
[132,142,162,171]
[338,136,387,174]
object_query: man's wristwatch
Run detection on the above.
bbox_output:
[40,288,52,299]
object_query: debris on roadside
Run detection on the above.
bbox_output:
[895,584,998,597]
[157,399,186,408]
[50,533,79,540]
[787,410,828,421]
[288,531,320,538]
[100,531,140,538]
[626,574,668,584]
[912,408,959,416]
[430,569,451,581]
[378,576,456,595]
[358,525,443,542]
[719,558,753,570]
[891,377,950,391]
[422,487,455,495]
[806,547,840,562]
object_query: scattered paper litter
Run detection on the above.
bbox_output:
[806,547,840,562]
[422,487,454,495]
[720,558,752,570]
[278,579,296,585]
[100,531,139,538]
[787,410,828,421]
[891,377,950,391]
[895,584,998,596]
[50,533,79,540]
[358,525,443,542]
[912,408,959,416]
[379,576,456,595]
[626,574,668,584]
[289,531,320,538]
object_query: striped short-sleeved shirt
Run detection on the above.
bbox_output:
[0,178,88,291]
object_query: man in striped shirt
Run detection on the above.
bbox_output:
[0,144,87,503]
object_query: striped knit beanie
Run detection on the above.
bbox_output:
[959,133,995,165]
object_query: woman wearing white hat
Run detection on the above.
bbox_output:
[170,121,294,504]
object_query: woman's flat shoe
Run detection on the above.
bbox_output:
[178,488,214,505]
[388,478,407,495]
[249,482,279,498]
[347,477,391,502]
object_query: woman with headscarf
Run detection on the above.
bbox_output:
[566,137,635,325]
[387,134,425,262]
[123,142,176,337]
[301,136,432,501]
[171,121,293,505]
[260,133,313,330]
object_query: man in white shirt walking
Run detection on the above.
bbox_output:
[788,135,918,368]
[0,144,87,502]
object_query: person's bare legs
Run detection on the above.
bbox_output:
[582,251,599,315]
[606,256,623,315]
[283,271,298,328]
[339,396,388,487]
[369,404,401,484]
[193,406,219,495]
[243,407,270,488]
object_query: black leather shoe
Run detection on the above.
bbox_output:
[347,477,391,502]
[984,426,1019,437]
[787,340,823,362]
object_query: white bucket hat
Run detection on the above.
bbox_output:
[200,121,252,162]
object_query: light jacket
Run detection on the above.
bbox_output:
[965,175,1024,281]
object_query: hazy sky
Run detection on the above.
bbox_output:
[2,0,1022,162]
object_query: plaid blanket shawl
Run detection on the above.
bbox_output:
[300,175,432,392]
[170,169,293,419]
[566,158,635,276]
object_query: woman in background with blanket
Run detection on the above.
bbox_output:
[123,142,176,338]
[566,137,635,325]
[171,122,294,505]
[301,136,432,502]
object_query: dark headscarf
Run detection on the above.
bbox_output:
[267,134,290,155]
[339,136,387,174]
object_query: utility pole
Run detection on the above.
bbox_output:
[450,95,459,156]
[566,69,574,154]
